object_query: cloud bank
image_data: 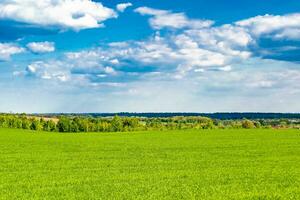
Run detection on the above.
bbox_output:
[17,7,300,86]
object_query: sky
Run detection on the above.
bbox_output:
[0,0,300,113]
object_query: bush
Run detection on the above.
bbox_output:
[242,120,255,129]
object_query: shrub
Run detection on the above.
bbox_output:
[242,120,255,129]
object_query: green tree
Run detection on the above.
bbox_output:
[111,116,123,132]
[242,119,255,129]
[30,119,43,131]
[57,117,72,132]
[123,117,139,131]
[43,120,57,132]
[22,119,31,129]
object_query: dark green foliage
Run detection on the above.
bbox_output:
[56,117,72,132]
[43,120,57,132]
[30,119,43,131]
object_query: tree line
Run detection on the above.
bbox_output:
[45,112,300,119]
[0,114,299,133]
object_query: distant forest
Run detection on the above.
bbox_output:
[35,113,300,120]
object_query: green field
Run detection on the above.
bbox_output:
[0,128,299,200]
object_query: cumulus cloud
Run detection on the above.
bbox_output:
[101,27,252,77]
[0,0,117,31]
[21,29,250,84]
[20,51,123,87]
[135,7,214,30]
[116,2,132,12]
[6,6,300,112]
[236,13,300,40]
[136,6,300,42]
[74,36,231,79]
[0,43,24,60]
[26,61,70,82]
[19,24,253,82]
[27,41,55,53]
[14,8,300,89]
[134,7,300,66]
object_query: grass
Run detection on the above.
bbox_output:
[0,128,299,200]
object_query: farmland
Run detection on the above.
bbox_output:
[0,128,299,199]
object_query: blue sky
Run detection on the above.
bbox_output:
[0,0,300,113]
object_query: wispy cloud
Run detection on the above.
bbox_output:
[0,43,24,61]
[135,7,214,30]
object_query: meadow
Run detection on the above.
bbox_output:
[0,128,299,200]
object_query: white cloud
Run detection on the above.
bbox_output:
[10,57,300,113]
[7,7,300,112]
[236,13,300,40]
[105,28,251,77]
[27,41,55,53]
[184,25,253,52]
[135,7,168,16]
[0,0,117,31]
[26,61,71,82]
[42,27,252,82]
[273,28,300,40]
[110,59,119,65]
[15,9,300,87]
[218,65,232,72]
[0,43,24,60]
[135,7,213,30]
[22,51,121,85]
[116,2,132,12]
[136,6,300,42]
[104,66,116,74]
